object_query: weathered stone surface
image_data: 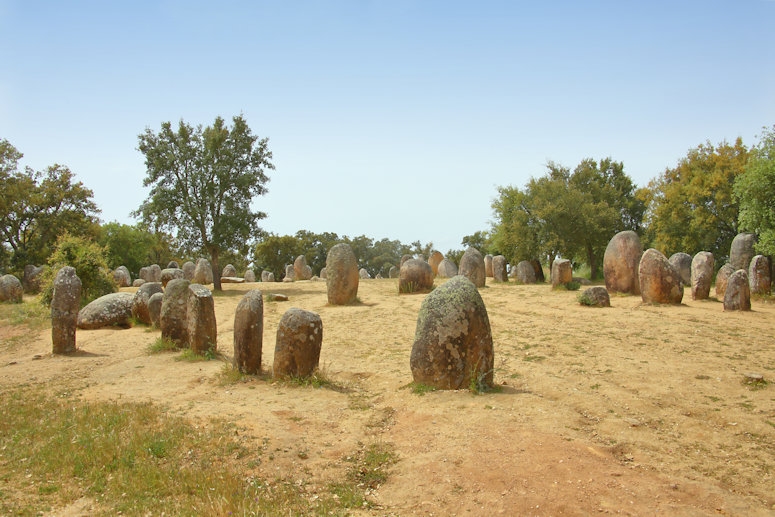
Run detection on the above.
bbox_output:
[436,259,458,278]
[319,267,327,279]
[604,231,642,295]
[690,252,714,301]
[410,275,493,390]
[484,254,494,278]
[0,274,23,303]
[132,279,146,287]
[668,253,692,286]
[388,266,399,278]
[233,290,263,374]
[193,258,213,285]
[513,261,536,284]
[221,276,245,283]
[428,251,444,276]
[273,308,323,379]
[580,286,610,307]
[724,270,751,311]
[715,263,735,299]
[132,282,164,325]
[160,278,190,346]
[730,233,756,271]
[187,284,217,355]
[113,266,132,287]
[23,264,45,293]
[458,248,486,288]
[244,269,256,283]
[160,268,184,287]
[399,259,434,294]
[531,259,545,283]
[167,261,179,269]
[77,292,134,329]
[551,259,573,288]
[148,292,163,327]
[51,266,81,354]
[284,264,295,282]
[400,254,414,267]
[326,243,359,305]
[182,261,196,281]
[359,268,371,279]
[147,264,162,283]
[221,264,237,278]
[294,255,312,280]
[748,255,771,295]
[492,255,507,282]
[267,293,289,302]
[261,270,275,282]
[639,248,683,304]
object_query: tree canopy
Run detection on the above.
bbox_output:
[735,126,775,256]
[134,115,274,290]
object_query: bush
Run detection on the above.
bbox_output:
[40,233,117,307]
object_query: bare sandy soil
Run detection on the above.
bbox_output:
[2,278,774,516]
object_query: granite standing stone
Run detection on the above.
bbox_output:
[748,255,771,295]
[436,259,458,278]
[326,243,359,305]
[690,252,714,300]
[428,251,444,276]
[730,233,756,271]
[187,284,217,355]
[458,247,486,288]
[132,282,164,325]
[724,270,751,311]
[160,278,190,346]
[492,255,507,282]
[233,290,264,374]
[639,248,683,304]
[0,274,23,303]
[668,253,692,286]
[399,259,434,294]
[715,264,736,300]
[51,267,81,354]
[148,292,164,327]
[273,308,323,379]
[551,259,573,288]
[603,230,642,295]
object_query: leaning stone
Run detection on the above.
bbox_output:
[691,252,714,300]
[513,261,536,284]
[458,248,486,288]
[551,259,573,288]
[484,254,494,277]
[273,308,323,379]
[604,231,642,295]
[748,255,771,295]
[23,264,45,293]
[492,255,507,282]
[244,269,256,283]
[580,286,610,307]
[51,267,81,354]
[233,290,264,374]
[639,248,683,304]
[0,274,23,303]
[428,251,444,276]
[730,233,756,271]
[724,270,751,311]
[399,259,434,294]
[436,258,458,278]
[182,261,196,281]
[132,278,146,287]
[148,292,163,327]
[160,278,190,346]
[668,253,692,286]
[160,268,184,287]
[221,264,237,278]
[715,264,735,299]
[221,277,246,284]
[193,258,213,285]
[132,282,164,325]
[410,275,493,390]
[359,268,371,279]
[77,292,134,329]
[187,284,217,355]
[326,243,359,305]
[294,255,313,280]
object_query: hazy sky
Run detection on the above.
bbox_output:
[2,1,773,253]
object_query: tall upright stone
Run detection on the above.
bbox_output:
[730,233,756,271]
[160,268,184,287]
[233,290,264,374]
[132,282,164,325]
[273,308,323,379]
[221,264,238,278]
[326,243,359,305]
[399,259,434,294]
[513,261,536,284]
[148,292,164,327]
[690,252,714,300]
[113,266,132,287]
[0,274,23,303]
[748,255,771,295]
[182,261,196,281]
[458,247,486,288]
[294,255,312,280]
[639,248,683,304]
[428,251,444,276]
[148,264,162,283]
[724,270,751,311]
[193,258,213,285]
[187,284,217,355]
[51,266,81,354]
[436,259,458,278]
[715,263,735,300]
[261,270,275,282]
[484,254,494,278]
[603,231,642,295]
[160,278,190,346]
[23,264,45,293]
[492,255,507,282]
[668,253,692,286]
[244,269,256,283]
[551,259,573,288]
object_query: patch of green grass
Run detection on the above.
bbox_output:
[523,354,546,363]
[0,298,50,328]
[278,368,351,393]
[176,344,220,362]
[146,336,179,354]
[402,381,438,396]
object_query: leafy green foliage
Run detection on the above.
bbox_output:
[40,233,117,307]
[735,126,775,256]
[134,115,274,290]
[98,222,175,275]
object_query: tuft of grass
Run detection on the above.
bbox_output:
[277,367,351,393]
[577,291,596,306]
[176,344,220,362]
[0,298,50,328]
[564,281,581,291]
[402,381,438,396]
[146,336,179,354]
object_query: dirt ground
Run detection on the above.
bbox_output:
[2,277,774,516]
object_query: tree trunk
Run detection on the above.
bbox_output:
[587,243,598,280]
[211,247,222,291]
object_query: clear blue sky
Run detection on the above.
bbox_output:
[2,1,773,254]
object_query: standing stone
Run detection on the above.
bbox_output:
[148,292,164,327]
[715,263,736,300]
[492,255,508,282]
[326,243,359,305]
[23,264,45,293]
[638,248,683,304]
[724,270,751,311]
[604,231,643,295]
[484,254,494,278]
[400,254,414,267]
[748,255,771,295]
[668,253,692,286]
[167,261,179,269]
[148,264,162,283]
[160,278,190,346]
[261,270,274,282]
[690,252,714,301]
[113,266,132,287]
[388,266,399,278]
[410,275,493,390]
[730,233,756,271]
[221,264,238,278]
[132,282,164,325]
[182,261,196,281]
[399,259,434,294]
[77,292,134,329]
[273,308,323,379]
[531,259,545,283]
[139,267,150,282]
[458,247,486,288]
[294,255,313,280]
[551,259,573,288]
[319,267,327,279]
[514,261,537,284]
[244,269,256,283]
[436,258,458,278]
[428,251,444,276]
[160,268,184,287]
[0,274,23,303]
[284,264,295,282]
[51,267,81,354]
[233,290,264,374]
[187,284,217,355]
[359,268,371,279]
[193,258,213,285]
